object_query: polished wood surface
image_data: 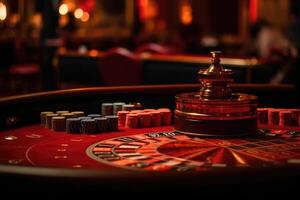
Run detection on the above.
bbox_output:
[58,49,260,68]
[0,83,296,106]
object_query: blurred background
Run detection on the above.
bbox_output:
[0,0,299,97]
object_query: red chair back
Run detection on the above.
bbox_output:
[100,48,143,86]
[136,43,171,54]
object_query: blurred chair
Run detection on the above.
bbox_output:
[99,48,143,86]
[8,64,41,94]
[136,43,172,54]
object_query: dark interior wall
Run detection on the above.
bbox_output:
[208,0,239,35]
[157,0,241,36]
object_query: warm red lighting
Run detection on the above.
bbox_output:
[81,12,90,22]
[78,0,94,13]
[180,0,193,25]
[89,49,98,57]
[249,0,258,23]
[138,0,158,22]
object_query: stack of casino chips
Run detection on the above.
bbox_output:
[40,111,53,126]
[66,118,81,133]
[101,103,114,116]
[51,116,66,131]
[88,114,101,118]
[95,117,108,132]
[257,108,300,127]
[106,115,119,131]
[81,119,97,134]
[45,113,59,129]
[56,111,69,115]
[71,111,85,117]
[101,102,137,116]
[113,102,125,115]
[40,110,119,134]
[122,104,135,111]
[118,108,172,129]
[60,113,75,120]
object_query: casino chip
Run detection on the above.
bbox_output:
[158,108,172,125]
[40,112,53,126]
[117,111,129,126]
[61,113,75,119]
[290,109,300,126]
[66,118,81,134]
[81,119,97,134]
[52,116,66,131]
[88,114,102,118]
[113,102,125,115]
[45,113,59,129]
[280,110,293,126]
[101,103,113,116]
[71,111,85,117]
[94,117,108,132]
[122,104,135,111]
[257,108,268,124]
[78,117,92,120]
[268,109,280,126]
[150,111,162,127]
[139,113,151,127]
[125,114,139,128]
[56,111,69,115]
[106,115,119,131]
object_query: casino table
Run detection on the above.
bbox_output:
[0,84,299,198]
[57,51,261,87]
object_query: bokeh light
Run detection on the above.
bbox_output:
[0,2,7,21]
[59,3,68,15]
[180,2,193,25]
[81,12,90,22]
[74,8,83,19]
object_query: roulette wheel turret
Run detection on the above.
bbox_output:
[174,51,258,137]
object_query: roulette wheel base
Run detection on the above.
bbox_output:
[174,92,258,137]
[174,52,257,137]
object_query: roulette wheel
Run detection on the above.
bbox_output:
[0,54,299,198]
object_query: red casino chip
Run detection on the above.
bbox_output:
[117,111,130,126]
[125,114,139,128]
[279,110,293,127]
[257,108,268,124]
[158,108,172,125]
[268,109,280,126]
[139,113,151,127]
[150,111,162,127]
